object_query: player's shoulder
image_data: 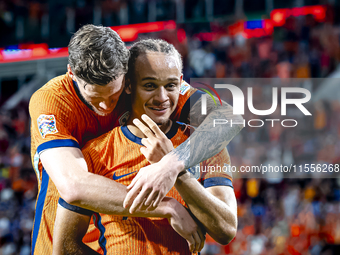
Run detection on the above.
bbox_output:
[34,73,70,93]
[29,73,77,111]
[30,74,72,102]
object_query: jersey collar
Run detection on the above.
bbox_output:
[121,122,179,146]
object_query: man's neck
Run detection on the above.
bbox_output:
[126,116,173,138]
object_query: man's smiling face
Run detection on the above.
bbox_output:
[127,52,183,126]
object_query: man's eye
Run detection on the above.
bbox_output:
[144,83,156,89]
[166,83,177,90]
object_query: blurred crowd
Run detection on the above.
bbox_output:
[0,103,36,255]
[188,6,340,255]
[0,0,340,254]
[209,177,340,255]
[185,5,340,255]
[180,14,340,80]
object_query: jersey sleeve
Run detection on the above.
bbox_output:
[29,89,79,154]
[58,197,94,216]
[171,80,204,122]
[199,148,233,189]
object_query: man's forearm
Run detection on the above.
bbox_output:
[175,173,237,244]
[53,198,178,255]
[40,147,176,216]
[170,98,243,169]
[69,171,176,217]
[53,205,100,255]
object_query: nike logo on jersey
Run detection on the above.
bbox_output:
[112,171,136,180]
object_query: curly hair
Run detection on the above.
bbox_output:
[68,24,130,86]
[126,39,182,83]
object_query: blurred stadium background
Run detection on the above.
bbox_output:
[0,0,340,254]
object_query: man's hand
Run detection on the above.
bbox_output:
[168,199,205,253]
[123,155,183,213]
[133,114,174,164]
[123,115,182,212]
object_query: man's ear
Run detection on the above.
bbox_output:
[67,64,75,80]
[125,78,132,94]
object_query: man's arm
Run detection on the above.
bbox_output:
[53,194,205,254]
[52,205,99,255]
[40,147,133,214]
[175,171,237,245]
[40,147,176,216]
[124,97,243,211]
[42,148,204,253]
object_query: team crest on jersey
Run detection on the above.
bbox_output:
[37,114,58,138]
[119,111,130,126]
[179,81,190,95]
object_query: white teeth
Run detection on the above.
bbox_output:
[150,107,166,111]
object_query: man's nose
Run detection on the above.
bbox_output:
[154,87,168,102]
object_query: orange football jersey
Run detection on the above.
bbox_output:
[80,122,233,255]
[29,73,198,255]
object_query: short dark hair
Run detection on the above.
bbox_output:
[68,24,129,86]
[126,39,182,83]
